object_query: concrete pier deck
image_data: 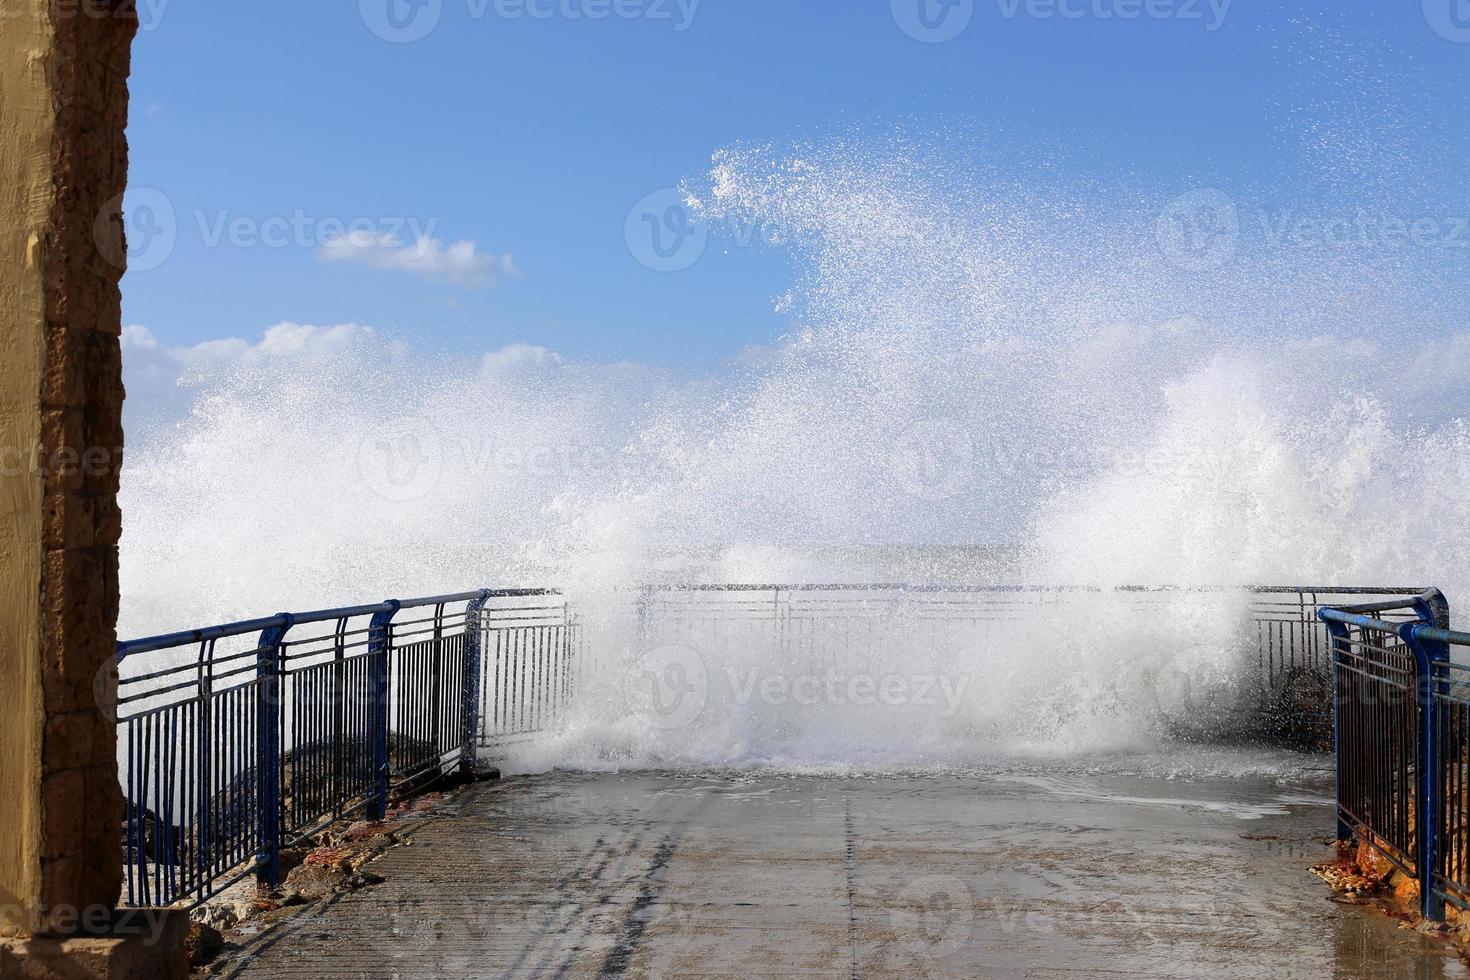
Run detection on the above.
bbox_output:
[219,770,1466,978]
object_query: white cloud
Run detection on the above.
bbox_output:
[481,343,562,376]
[124,321,381,369]
[121,322,389,424]
[317,231,521,289]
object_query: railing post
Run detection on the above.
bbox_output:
[1322,614,1354,844]
[430,603,445,760]
[461,590,491,776]
[255,615,293,888]
[368,601,401,820]
[1404,620,1451,922]
[195,640,215,895]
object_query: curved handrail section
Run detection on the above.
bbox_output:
[1319,587,1462,923]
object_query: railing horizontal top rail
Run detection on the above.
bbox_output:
[114,615,288,658]
[1324,598,1428,616]
[648,583,1432,595]
[1414,626,1470,647]
[1319,608,1414,632]
[119,584,1430,668]
[117,588,567,662]
[1320,589,1449,632]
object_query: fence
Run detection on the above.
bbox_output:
[640,584,1427,740]
[1319,590,1470,920]
[116,580,1424,910]
[115,588,576,908]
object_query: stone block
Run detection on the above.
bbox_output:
[0,909,188,979]
[42,493,96,551]
[41,713,97,777]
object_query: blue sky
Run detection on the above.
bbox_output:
[121,0,1470,370]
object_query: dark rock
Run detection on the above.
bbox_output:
[120,798,185,865]
[123,730,441,879]
[185,921,224,968]
[191,903,239,932]
[281,863,344,903]
[278,846,308,877]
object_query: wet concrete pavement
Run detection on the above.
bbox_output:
[221,770,1468,978]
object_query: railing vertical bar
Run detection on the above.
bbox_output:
[255,617,291,888]
[462,600,476,769]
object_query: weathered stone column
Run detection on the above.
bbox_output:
[0,1,185,975]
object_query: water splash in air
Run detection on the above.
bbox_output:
[120,137,1470,774]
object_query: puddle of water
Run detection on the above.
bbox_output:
[996,772,1327,820]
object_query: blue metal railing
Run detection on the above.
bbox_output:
[644,584,1430,742]
[1320,590,1461,920]
[115,587,577,908]
[1419,624,1470,917]
[116,580,1424,910]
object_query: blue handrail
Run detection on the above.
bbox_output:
[1321,589,1459,922]
[116,615,290,659]
[116,588,565,661]
[114,586,575,908]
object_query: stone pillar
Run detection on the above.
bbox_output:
[0,1,185,975]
